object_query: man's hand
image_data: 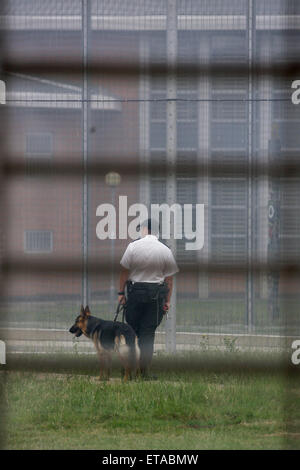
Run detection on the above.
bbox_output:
[119,267,129,305]
[164,277,173,315]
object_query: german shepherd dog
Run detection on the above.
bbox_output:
[69,305,140,381]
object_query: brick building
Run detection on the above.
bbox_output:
[1,0,300,310]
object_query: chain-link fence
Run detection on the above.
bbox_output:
[1,0,300,356]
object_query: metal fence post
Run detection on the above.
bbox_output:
[82,0,90,306]
[139,36,151,208]
[165,0,177,353]
[246,0,255,332]
[197,35,210,300]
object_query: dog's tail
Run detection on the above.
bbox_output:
[125,328,140,372]
[117,325,140,372]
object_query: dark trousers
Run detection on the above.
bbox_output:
[125,286,165,372]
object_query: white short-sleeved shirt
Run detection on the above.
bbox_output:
[120,235,179,283]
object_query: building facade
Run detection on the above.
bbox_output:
[1,1,299,321]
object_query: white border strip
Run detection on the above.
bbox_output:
[6,92,122,111]
[0,15,299,31]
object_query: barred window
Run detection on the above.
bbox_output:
[24,230,53,254]
[211,179,247,262]
[280,179,300,258]
[26,133,53,158]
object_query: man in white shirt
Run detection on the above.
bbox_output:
[118,219,178,379]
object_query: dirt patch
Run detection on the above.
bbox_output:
[1,371,171,384]
[241,420,277,427]
[263,432,300,438]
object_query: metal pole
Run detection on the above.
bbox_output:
[110,186,116,313]
[246,0,255,332]
[197,36,210,299]
[82,0,89,306]
[165,0,177,353]
[139,37,151,208]
[267,130,281,320]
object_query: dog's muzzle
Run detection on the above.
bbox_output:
[69,325,83,337]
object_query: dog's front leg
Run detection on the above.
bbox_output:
[123,366,131,382]
[104,353,112,381]
[94,335,108,382]
[98,354,105,381]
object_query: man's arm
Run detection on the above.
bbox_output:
[118,266,129,304]
[164,276,173,311]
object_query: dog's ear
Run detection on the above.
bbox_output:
[80,304,84,315]
[84,305,91,316]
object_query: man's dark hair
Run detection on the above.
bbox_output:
[139,218,159,236]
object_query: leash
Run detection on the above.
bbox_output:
[113,301,126,323]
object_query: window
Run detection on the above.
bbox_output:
[272,92,299,121]
[278,123,300,149]
[212,97,247,120]
[150,99,166,121]
[25,133,53,177]
[211,123,246,150]
[211,179,247,262]
[150,122,166,150]
[24,231,53,253]
[177,122,198,150]
[280,179,300,259]
[26,133,53,157]
[176,179,197,263]
[211,34,246,64]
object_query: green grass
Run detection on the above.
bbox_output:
[2,357,300,450]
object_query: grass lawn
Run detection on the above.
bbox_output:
[1,355,300,450]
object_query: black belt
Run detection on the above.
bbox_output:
[129,281,163,288]
[127,281,168,301]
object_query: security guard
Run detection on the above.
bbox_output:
[118,218,178,379]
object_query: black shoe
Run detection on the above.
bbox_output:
[142,375,158,381]
[140,369,158,381]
